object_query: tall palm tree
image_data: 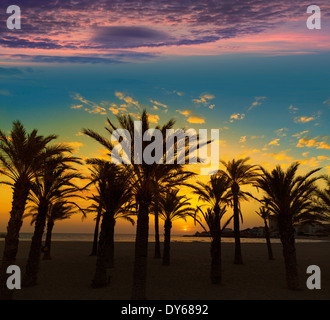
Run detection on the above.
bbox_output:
[86,194,103,256]
[192,174,231,284]
[255,199,274,260]
[85,159,134,287]
[22,155,82,286]
[255,162,321,290]
[0,121,68,299]
[218,157,259,264]
[153,206,162,259]
[83,110,197,299]
[157,189,194,266]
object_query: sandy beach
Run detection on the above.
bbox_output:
[1,240,329,300]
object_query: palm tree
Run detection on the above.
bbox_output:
[85,159,134,288]
[83,110,197,299]
[0,121,68,299]
[315,175,330,220]
[192,174,231,284]
[255,162,321,290]
[157,189,194,266]
[86,194,103,256]
[255,199,274,260]
[22,155,82,286]
[42,201,78,260]
[218,158,259,264]
[153,206,161,259]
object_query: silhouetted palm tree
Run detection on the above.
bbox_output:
[85,159,134,287]
[158,189,194,266]
[86,194,103,256]
[42,201,78,260]
[218,158,259,264]
[255,199,274,260]
[153,206,162,259]
[192,174,231,284]
[22,155,82,286]
[255,162,321,290]
[83,110,197,299]
[0,121,68,299]
[315,175,330,220]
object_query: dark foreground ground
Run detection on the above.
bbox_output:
[1,240,329,300]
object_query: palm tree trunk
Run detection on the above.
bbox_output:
[264,218,274,260]
[210,205,221,284]
[43,218,54,260]
[162,219,172,266]
[232,184,243,264]
[22,201,48,286]
[90,205,102,256]
[92,209,114,288]
[278,214,299,290]
[106,218,116,268]
[131,200,149,300]
[154,211,161,259]
[0,179,30,300]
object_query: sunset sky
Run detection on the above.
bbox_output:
[0,0,329,235]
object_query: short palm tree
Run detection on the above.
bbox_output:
[192,174,231,284]
[255,199,274,260]
[218,158,259,264]
[157,189,194,266]
[42,201,79,260]
[83,110,197,299]
[22,155,82,286]
[255,162,321,290]
[0,121,68,299]
[315,175,330,220]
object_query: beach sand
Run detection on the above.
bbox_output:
[1,240,329,300]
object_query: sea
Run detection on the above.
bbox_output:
[1,233,328,243]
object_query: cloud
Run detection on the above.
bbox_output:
[248,96,266,111]
[71,104,83,109]
[263,150,294,163]
[91,26,170,49]
[176,109,191,117]
[323,98,330,107]
[1,0,330,64]
[147,114,160,124]
[193,93,215,104]
[187,116,205,124]
[64,141,84,152]
[268,138,280,146]
[251,135,265,140]
[317,155,330,161]
[289,105,299,114]
[240,136,247,143]
[275,128,288,137]
[292,130,309,138]
[150,99,167,109]
[70,93,107,115]
[230,113,245,122]
[296,137,330,150]
[193,93,215,109]
[294,116,315,123]
[176,109,205,124]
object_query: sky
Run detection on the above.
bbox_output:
[0,0,329,235]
